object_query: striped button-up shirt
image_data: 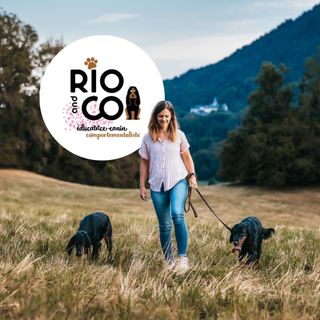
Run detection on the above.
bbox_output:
[139,130,190,192]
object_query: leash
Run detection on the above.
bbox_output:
[185,187,232,232]
[184,187,198,217]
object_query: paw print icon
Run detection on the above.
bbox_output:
[84,57,98,69]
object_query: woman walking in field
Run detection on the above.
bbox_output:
[139,100,197,272]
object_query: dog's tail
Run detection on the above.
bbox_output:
[263,228,275,239]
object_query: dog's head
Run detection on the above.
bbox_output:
[229,223,248,254]
[66,231,90,257]
[126,86,140,105]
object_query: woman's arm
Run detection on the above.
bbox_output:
[181,150,198,188]
[139,158,149,200]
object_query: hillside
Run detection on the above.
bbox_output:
[1,169,320,319]
[1,169,320,226]
[165,4,320,114]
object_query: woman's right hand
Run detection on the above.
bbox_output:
[140,186,149,201]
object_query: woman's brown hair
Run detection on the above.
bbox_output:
[148,101,179,142]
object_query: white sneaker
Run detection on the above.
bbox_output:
[175,256,189,273]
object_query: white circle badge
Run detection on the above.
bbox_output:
[40,35,164,160]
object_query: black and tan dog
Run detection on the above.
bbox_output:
[230,216,275,265]
[125,86,141,120]
[66,211,112,260]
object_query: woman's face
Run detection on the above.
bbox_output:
[157,108,172,129]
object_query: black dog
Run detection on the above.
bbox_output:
[66,211,112,260]
[125,86,141,120]
[230,216,275,264]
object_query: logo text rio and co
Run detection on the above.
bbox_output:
[40,36,164,160]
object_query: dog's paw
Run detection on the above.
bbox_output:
[84,57,98,69]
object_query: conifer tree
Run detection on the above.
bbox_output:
[219,63,296,186]
[294,49,320,183]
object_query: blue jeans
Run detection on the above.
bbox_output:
[150,179,188,263]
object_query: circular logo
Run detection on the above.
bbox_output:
[40,35,164,160]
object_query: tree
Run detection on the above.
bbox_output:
[0,10,141,188]
[294,49,320,183]
[219,63,296,186]
[0,11,38,166]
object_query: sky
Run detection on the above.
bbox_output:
[1,0,319,79]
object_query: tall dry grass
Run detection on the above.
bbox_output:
[0,169,319,319]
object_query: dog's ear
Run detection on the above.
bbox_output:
[84,233,91,248]
[126,87,131,105]
[242,226,248,236]
[229,231,233,243]
[135,87,140,105]
[66,235,76,255]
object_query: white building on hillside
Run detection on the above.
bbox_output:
[190,97,229,116]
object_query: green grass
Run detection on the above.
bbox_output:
[0,169,320,319]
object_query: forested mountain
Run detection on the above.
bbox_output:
[164,4,320,182]
[165,4,320,114]
[220,55,320,186]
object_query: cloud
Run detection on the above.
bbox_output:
[146,34,259,62]
[253,0,319,10]
[84,13,141,24]
[145,33,261,78]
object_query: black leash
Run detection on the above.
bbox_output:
[185,187,232,232]
[184,187,198,217]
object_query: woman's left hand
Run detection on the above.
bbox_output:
[189,175,198,189]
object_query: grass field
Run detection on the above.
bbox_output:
[0,169,319,319]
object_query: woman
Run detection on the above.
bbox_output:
[139,100,197,271]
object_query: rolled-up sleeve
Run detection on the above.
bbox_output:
[180,131,190,153]
[139,134,149,160]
